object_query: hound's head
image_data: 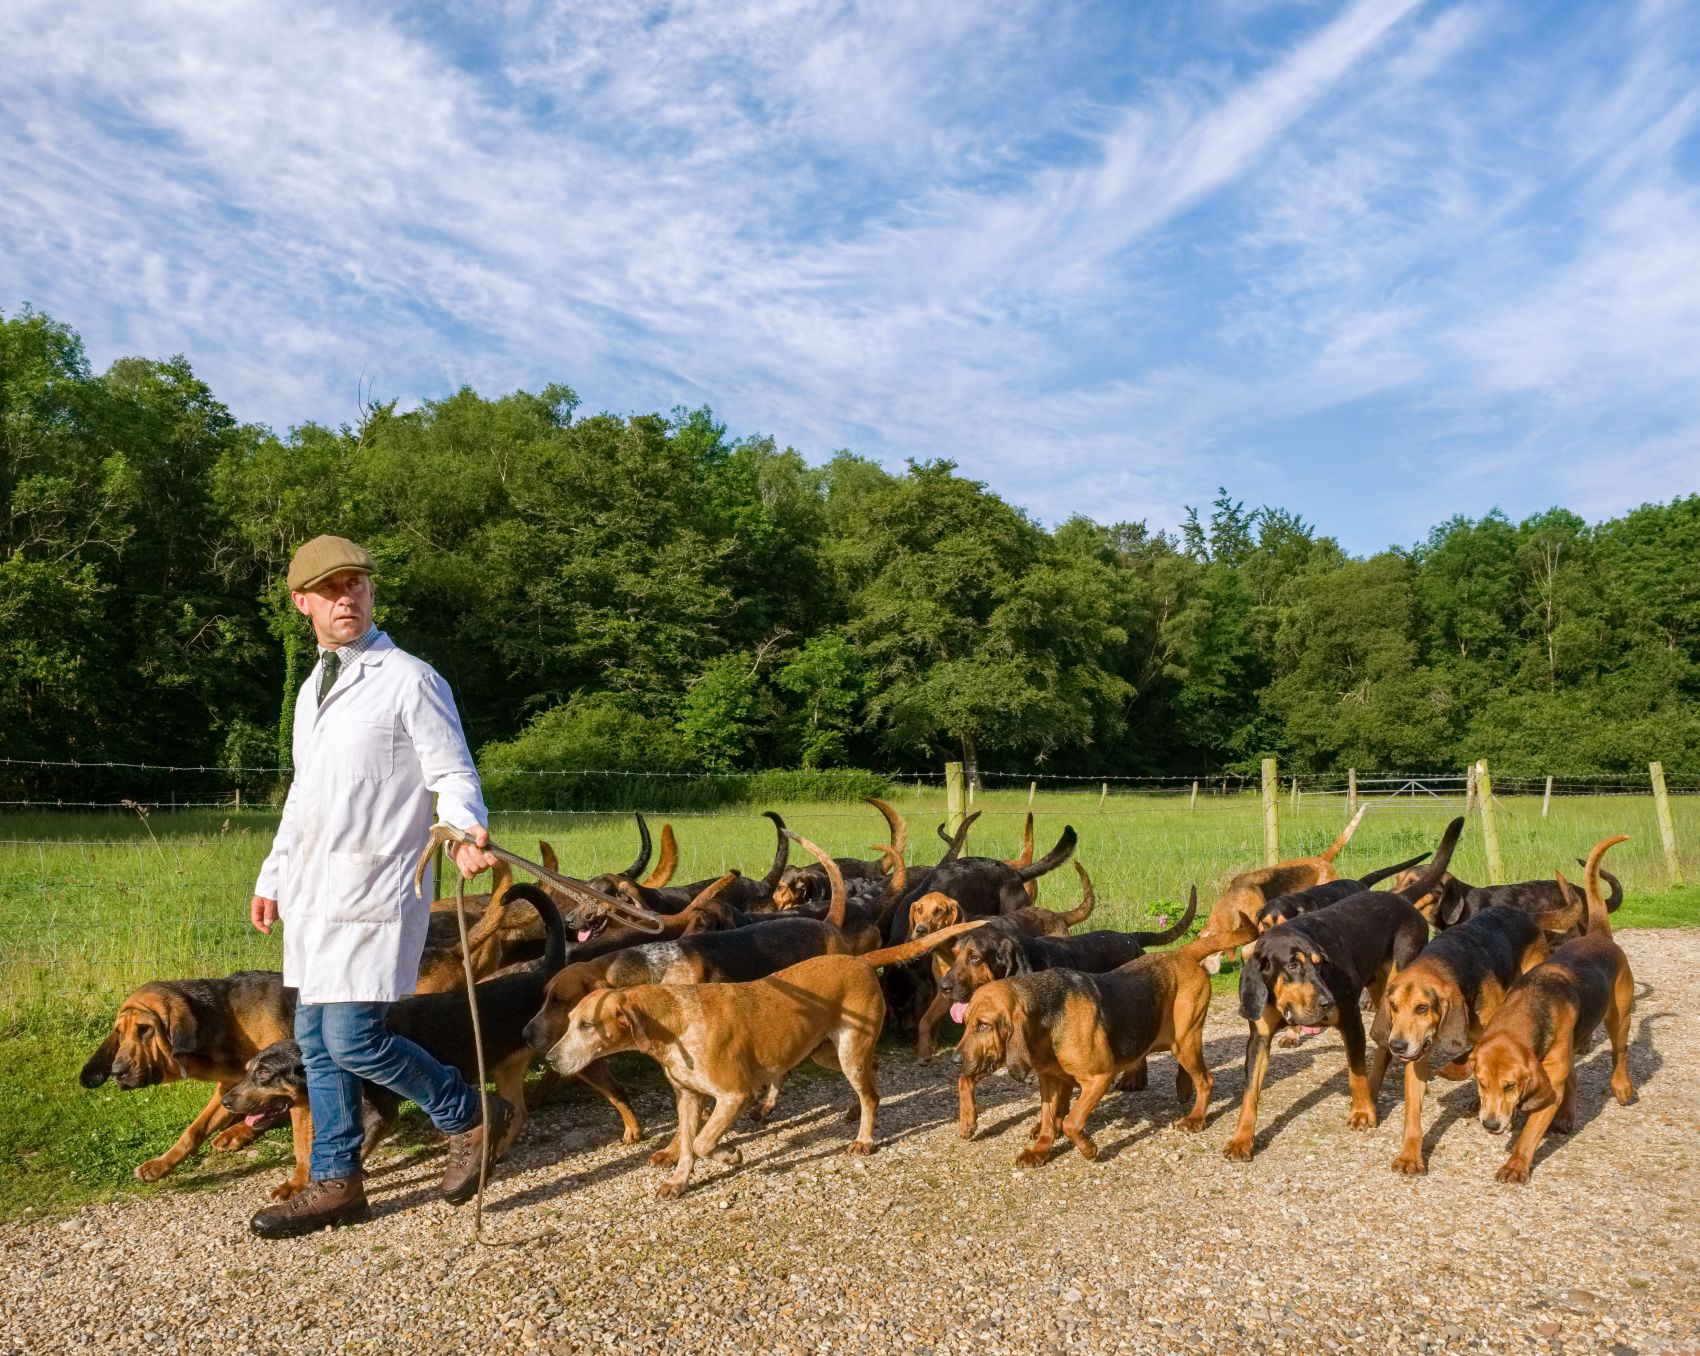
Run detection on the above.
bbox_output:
[523,963,607,1055]
[1372,967,1470,1067]
[1472,1031,1554,1136]
[219,1039,305,1129]
[906,891,964,939]
[80,986,205,1091]
[939,929,1027,1011]
[1239,931,1340,1030]
[955,983,1029,1080]
[546,989,647,1078]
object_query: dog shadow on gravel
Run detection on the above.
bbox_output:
[1525,999,1668,1173]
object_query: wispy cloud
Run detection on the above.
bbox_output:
[0,0,1695,550]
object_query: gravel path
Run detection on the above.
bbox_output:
[5,929,1697,1355]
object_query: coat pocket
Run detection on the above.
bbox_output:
[325,850,405,924]
[344,717,396,782]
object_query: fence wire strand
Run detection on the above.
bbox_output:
[2,766,1695,1018]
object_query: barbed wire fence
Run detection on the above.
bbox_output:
[1,758,1694,1021]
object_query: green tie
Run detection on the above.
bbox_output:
[316,650,341,707]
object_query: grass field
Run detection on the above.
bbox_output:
[1,785,1695,1221]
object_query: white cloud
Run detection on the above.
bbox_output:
[0,0,1696,549]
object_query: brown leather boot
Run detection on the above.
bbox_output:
[248,1176,370,1238]
[440,1094,513,1204]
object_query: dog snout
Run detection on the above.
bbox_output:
[523,1016,552,1054]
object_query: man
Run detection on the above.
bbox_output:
[246,534,507,1238]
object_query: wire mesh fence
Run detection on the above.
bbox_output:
[1,762,1695,1021]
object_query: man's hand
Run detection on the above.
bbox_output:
[251,895,279,935]
[450,824,499,880]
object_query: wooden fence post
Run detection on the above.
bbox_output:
[1190,779,1199,813]
[1651,761,1683,887]
[945,762,965,836]
[1463,764,1477,820]
[1475,759,1504,885]
[1542,775,1553,820]
[1027,780,1036,807]
[1347,768,1357,819]
[1261,758,1279,866]
[1099,781,1108,809]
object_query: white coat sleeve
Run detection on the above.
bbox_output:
[404,667,489,834]
[254,774,302,899]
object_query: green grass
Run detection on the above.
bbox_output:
[1,785,1694,1221]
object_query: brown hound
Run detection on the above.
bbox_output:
[1471,836,1636,1183]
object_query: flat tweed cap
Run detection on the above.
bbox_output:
[287,535,376,592]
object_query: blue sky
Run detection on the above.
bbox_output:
[2,0,1697,555]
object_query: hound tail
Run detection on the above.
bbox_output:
[1581,835,1629,938]
[859,918,986,969]
[1320,804,1371,864]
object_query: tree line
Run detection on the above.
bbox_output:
[4,306,1698,804]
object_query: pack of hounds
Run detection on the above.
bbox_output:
[80,800,1638,1201]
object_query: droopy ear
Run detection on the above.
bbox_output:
[1441,892,1469,928]
[615,996,655,1057]
[1431,993,1472,1066]
[995,933,1031,977]
[79,1029,120,1087]
[1002,1011,1033,1080]
[1520,1059,1557,1112]
[1238,953,1271,1021]
[164,995,201,1060]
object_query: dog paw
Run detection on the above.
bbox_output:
[708,1147,742,1166]
[134,1158,174,1183]
[845,1140,872,1157]
[1348,1108,1377,1131]
[958,1122,976,1140]
[1495,1160,1530,1185]
[1552,1114,1575,1135]
[1390,1152,1426,1177]
[1277,1033,1300,1049]
[1072,1135,1099,1161]
[655,1181,685,1201]
[1222,1138,1255,1163]
[649,1148,680,1168]
[212,1125,256,1152]
[622,1126,643,1145]
[1612,1078,1636,1107]
[1175,1114,1206,1134]
[1015,1146,1050,1168]
[269,1179,304,1202]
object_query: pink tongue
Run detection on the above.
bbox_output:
[244,1113,265,1128]
[1299,1025,1324,1036]
[950,1002,968,1024]
[577,928,594,943]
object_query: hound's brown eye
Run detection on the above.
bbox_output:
[1414,1004,1428,1015]
[976,1021,991,1032]
[1502,1082,1515,1094]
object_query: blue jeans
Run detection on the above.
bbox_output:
[296,1001,481,1180]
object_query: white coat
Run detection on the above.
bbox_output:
[254,631,488,1004]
